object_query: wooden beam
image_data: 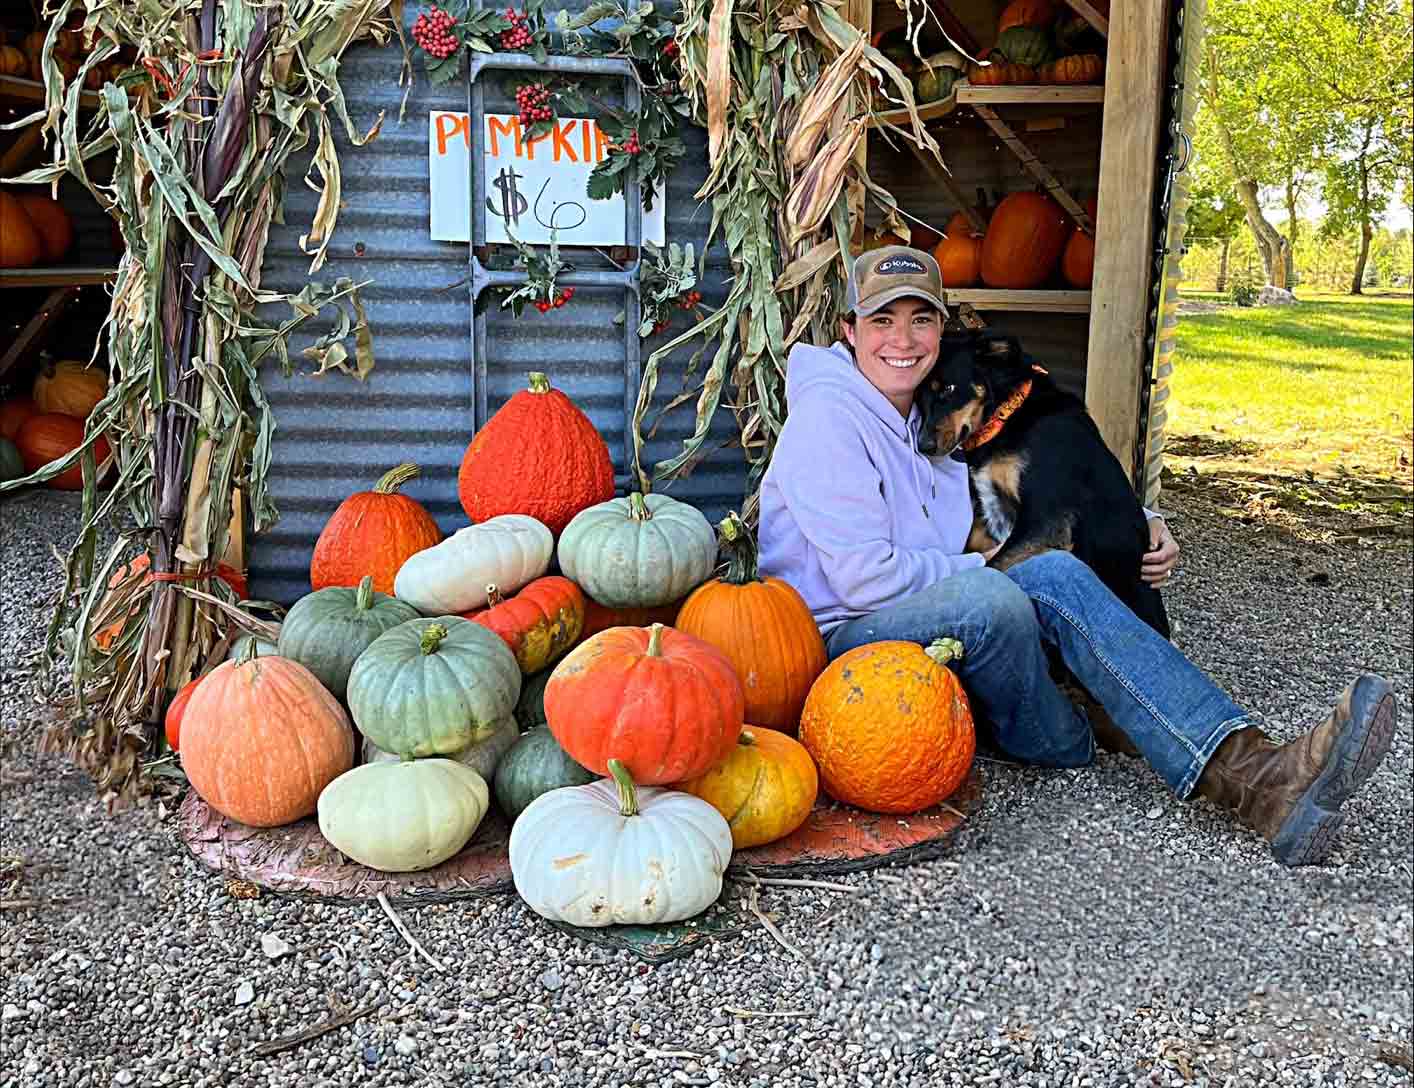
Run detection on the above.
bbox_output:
[0,287,79,380]
[900,139,986,235]
[943,288,1092,313]
[0,267,118,288]
[955,85,1104,107]
[1060,0,1110,37]
[971,104,1094,234]
[1085,0,1168,480]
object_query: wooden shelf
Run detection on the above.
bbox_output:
[0,267,118,289]
[870,83,1104,128]
[0,74,105,111]
[943,289,1092,313]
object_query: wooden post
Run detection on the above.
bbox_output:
[1085,0,1168,481]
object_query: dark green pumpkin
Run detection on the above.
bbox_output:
[996,25,1053,66]
[277,575,420,700]
[514,668,552,732]
[493,726,596,822]
[0,437,23,483]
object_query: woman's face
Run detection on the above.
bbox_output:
[842,298,942,416]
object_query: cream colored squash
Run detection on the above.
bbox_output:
[393,513,553,614]
[362,715,519,782]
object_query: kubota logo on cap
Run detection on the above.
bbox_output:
[875,254,928,276]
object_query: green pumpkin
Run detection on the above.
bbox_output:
[0,437,23,483]
[915,51,964,103]
[318,759,490,872]
[277,576,419,700]
[347,616,521,758]
[557,492,717,608]
[515,669,552,732]
[996,25,1054,67]
[363,716,519,782]
[226,632,280,662]
[493,726,596,823]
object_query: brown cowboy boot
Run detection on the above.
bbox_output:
[1195,675,1396,866]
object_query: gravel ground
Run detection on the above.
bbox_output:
[3,485,1411,1088]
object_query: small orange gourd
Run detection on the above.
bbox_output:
[0,192,43,269]
[966,58,1037,86]
[1039,53,1105,85]
[1061,197,1099,288]
[16,193,74,263]
[675,728,819,848]
[309,462,442,595]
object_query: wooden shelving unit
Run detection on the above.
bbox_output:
[942,288,1092,313]
[870,83,1105,129]
[0,74,105,111]
[0,267,118,288]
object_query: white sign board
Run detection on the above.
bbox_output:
[429,111,666,246]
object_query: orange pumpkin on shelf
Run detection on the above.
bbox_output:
[0,192,43,269]
[675,513,827,735]
[996,0,1057,33]
[13,412,110,490]
[32,359,107,419]
[0,44,27,77]
[1039,53,1105,85]
[579,596,683,639]
[463,575,585,674]
[0,397,37,441]
[980,190,1071,289]
[180,648,355,828]
[799,638,975,815]
[16,192,74,264]
[309,462,442,595]
[544,623,744,785]
[458,371,615,536]
[967,58,1037,86]
[1061,197,1099,288]
[934,234,985,288]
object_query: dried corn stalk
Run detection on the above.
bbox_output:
[0,0,395,804]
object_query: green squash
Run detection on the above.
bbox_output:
[317,759,490,872]
[996,25,1054,67]
[277,576,419,700]
[557,492,717,608]
[493,726,596,823]
[915,51,964,103]
[347,616,521,758]
[363,716,519,782]
[0,437,23,483]
[226,631,281,662]
[515,669,552,732]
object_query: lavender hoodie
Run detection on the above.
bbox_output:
[758,341,985,634]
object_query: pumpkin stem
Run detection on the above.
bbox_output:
[355,575,374,612]
[420,623,448,655]
[527,372,551,394]
[607,758,639,817]
[738,729,757,747]
[485,583,504,607]
[645,623,666,657]
[627,492,652,522]
[718,512,760,585]
[374,462,419,495]
[238,636,261,665]
[924,637,965,667]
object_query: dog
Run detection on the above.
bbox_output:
[917,334,1171,639]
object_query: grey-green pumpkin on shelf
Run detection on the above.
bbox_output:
[493,726,597,823]
[914,50,966,103]
[277,575,419,700]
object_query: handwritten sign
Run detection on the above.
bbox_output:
[429,111,666,246]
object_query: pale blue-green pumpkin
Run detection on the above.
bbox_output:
[277,575,419,700]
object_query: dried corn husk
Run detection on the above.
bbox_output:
[784,118,866,244]
[785,34,866,168]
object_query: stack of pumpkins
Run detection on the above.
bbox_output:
[0,358,111,489]
[967,0,1107,87]
[0,19,137,90]
[0,187,75,272]
[165,371,977,929]
[933,188,1097,291]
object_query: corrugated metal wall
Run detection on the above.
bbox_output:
[250,23,740,603]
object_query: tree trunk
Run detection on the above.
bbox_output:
[1284,176,1300,291]
[1216,237,1231,292]
[1351,143,1373,295]
[1234,177,1290,289]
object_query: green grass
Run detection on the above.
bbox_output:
[1169,292,1413,482]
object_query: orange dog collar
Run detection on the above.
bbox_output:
[961,365,1048,452]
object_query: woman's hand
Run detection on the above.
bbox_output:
[1142,517,1179,586]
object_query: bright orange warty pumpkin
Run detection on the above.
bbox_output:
[181,649,354,827]
[934,234,985,288]
[93,553,248,650]
[980,191,1071,289]
[544,623,744,784]
[0,398,37,441]
[1061,197,1099,288]
[14,413,110,490]
[675,727,819,848]
[310,462,442,595]
[997,0,1056,33]
[675,514,827,734]
[164,675,204,751]
[16,193,74,264]
[580,596,683,639]
[464,574,585,674]
[32,359,107,419]
[799,638,975,815]
[0,192,43,269]
[458,371,615,536]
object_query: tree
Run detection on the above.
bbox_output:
[1185,175,1247,291]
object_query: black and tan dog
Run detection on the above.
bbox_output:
[917,334,1170,638]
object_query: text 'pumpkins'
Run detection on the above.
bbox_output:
[800,638,975,815]
[458,372,614,535]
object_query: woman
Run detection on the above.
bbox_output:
[758,245,1395,867]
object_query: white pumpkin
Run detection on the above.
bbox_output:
[318,759,490,873]
[362,716,519,781]
[393,513,553,614]
[509,759,732,927]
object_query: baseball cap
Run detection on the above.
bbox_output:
[846,245,949,317]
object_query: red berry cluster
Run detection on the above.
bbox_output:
[652,319,669,335]
[621,131,642,156]
[534,286,575,313]
[516,83,552,126]
[663,37,680,58]
[412,6,459,59]
[500,8,533,50]
[679,289,703,310]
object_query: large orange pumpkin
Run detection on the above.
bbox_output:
[799,638,975,814]
[1061,197,1099,288]
[934,234,985,288]
[544,623,744,784]
[580,596,683,639]
[0,398,37,441]
[997,0,1056,32]
[458,371,615,536]
[32,359,107,419]
[309,462,442,595]
[674,513,827,734]
[16,193,74,264]
[980,191,1071,289]
[0,192,43,269]
[14,412,110,490]
[675,727,819,848]
[180,649,355,827]
[463,575,585,674]
[93,553,248,651]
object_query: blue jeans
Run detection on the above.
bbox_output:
[824,550,1253,798]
